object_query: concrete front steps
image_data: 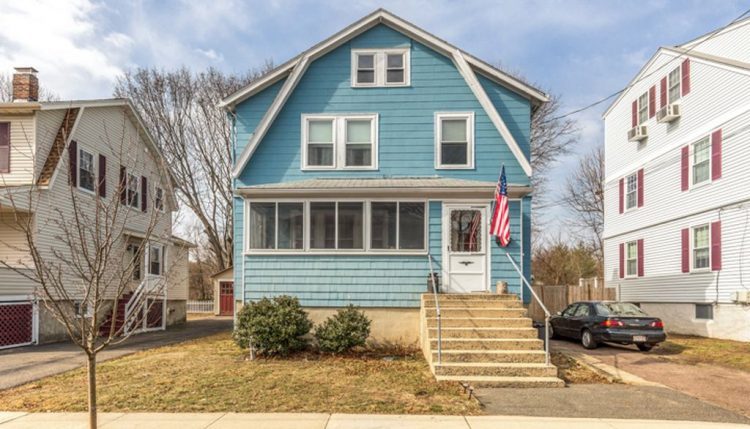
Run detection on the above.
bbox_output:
[421,293,564,388]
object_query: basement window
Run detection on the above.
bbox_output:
[695,304,713,320]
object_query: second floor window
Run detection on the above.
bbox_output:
[668,66,681,104]
[155,186,164,212]
[692,225,710,270]
[0,122,10,173]
[127,173,140,208]
[352,49,410,87]
[149,245,162,276]
[302,114,377,170]
[436,112,474,169]
[638,92,648,125]
[625,173,638,210]
[78,148,96,193]
[692,137,710,186]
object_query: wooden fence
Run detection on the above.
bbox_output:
[527,278,615,322]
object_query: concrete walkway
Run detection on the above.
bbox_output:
[552,339,750,419]
[0,413,748,428]
[0,317,232,390]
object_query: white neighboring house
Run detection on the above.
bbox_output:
[0,68,192,348]
[603,19,750,342]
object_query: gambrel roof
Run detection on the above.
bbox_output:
[222,9,547,179]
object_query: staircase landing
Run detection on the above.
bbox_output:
[421,293,564,388]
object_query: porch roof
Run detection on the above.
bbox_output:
[235,177,532,199]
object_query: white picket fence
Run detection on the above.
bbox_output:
[186,300,214,313]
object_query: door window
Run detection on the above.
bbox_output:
[450,209,482,252]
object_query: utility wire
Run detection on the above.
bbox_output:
[542,7,750,123]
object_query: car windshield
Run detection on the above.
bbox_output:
[595,302,647,317]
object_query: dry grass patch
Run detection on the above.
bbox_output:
[551,352,610,384]
[654,334,750,373]
[0,333,480,415]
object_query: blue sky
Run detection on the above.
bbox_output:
[0,0,746,236]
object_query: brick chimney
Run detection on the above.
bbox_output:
[12,67,39,102]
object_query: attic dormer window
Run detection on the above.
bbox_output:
[352,49,410,87]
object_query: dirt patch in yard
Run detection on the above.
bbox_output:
[0,333,480,415]
[551,352,610,384]
[654,334,750,373]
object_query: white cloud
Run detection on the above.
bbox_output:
[194,48,224,62]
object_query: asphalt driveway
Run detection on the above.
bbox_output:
[0,317,232,390]
[551,338,750,419]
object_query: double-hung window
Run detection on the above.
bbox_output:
[668,66,681,104]
[638,92,648,125]
[370,202,426,250]
[310,202,364,250]
[691,137,710,186]
[302,114,377,170]
[248,202,304,250]
[78,148,96,193]
[126,243,142,281]
[692,224,710,270]
[149,245,162,276]
[626,241,638,277]
[625,173,638,210]
[127,173,140,208]
[352,49,410,87]
[436,112,474,169]
[154,186,164,212]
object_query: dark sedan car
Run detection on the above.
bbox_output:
[549,301,666,351]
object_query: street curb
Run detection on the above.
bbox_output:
[562,350,667,388]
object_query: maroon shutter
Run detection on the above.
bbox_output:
[0,122,10,173]
[681,228,690,273]
[619,178,624,213]
[681,59,691,96]
[637,168,644,208]
[619,243,625,279]
[711,129,722,180]
[120,166,127,205]
[68,140,78,186]
[637,239,644,277]
[711,221,722,271]
[648,86,656,118]
[631,100,637,127]
[660,77,667,108]
[681,146,689,191]
[97,155,107,198]
[141,176,148,212]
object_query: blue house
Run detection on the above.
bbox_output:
[222,11,555,384]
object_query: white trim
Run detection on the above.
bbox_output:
[351,48,411,87]
[441,202,491,293]
[689,223,711,272]
[451,50,533,176]
[0,299,37,349]
[624,240,639,278]
[300,113,379,170]
[219,9,547,110]
[623,171,639,212]
[244,198,428,255]
[126,172,141,209]
[434,112,474,169]
[76,146,97,195]
[154,185,165,212]
[688,135,712,189]
[227,10,540,178]
[637,91,649,125]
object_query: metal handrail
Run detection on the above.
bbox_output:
[505,253,551,366]
[427,254,442,364]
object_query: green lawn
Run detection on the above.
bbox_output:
[0,333,481,415]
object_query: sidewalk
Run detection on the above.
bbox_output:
[0,413,748,429]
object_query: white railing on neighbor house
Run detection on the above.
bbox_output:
[187,300,214,313]
[505,253,551,366]
[427,253,442,364]
[124,274,166,334]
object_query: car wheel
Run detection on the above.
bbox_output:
[581,329,598,350]
[637,343,653,352]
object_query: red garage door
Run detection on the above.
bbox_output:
[0,302,33,348]
[219,282,234,316]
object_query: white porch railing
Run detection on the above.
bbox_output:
[124,274,166,334]
[427,253,442,364]
[187,300,214,313]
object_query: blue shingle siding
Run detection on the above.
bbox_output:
[232,23,533,308]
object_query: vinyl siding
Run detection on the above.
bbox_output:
[0,114,36,185]
[681,21,750,64]
[0,211,35,296]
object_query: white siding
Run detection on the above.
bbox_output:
[603,35,750,305]
[0,114,36,186]
[680,20,750,64]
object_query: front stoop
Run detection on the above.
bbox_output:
[421,293,564,388]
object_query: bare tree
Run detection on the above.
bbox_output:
[0,72,60,102]
[560,145,604,267]
[532,237,599,286]
[114,64,273,272]
[0,116,177,429]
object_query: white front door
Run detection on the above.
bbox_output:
[442,203,489,293]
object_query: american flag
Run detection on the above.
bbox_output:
[490,165,511,247]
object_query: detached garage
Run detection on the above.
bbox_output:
[211,267,234,316]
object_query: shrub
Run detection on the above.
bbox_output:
[314,305,371,354]
[233,295,312,356]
